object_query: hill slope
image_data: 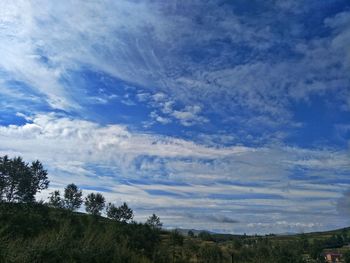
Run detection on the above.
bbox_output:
[1,203,349,263]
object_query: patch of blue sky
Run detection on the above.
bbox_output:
[62,68,206,139]
[62,69,149,124]
[83,164,121,179]
[320,178,350,185]
[0,79,54,119]
[288,167,323,181]
[0,111,27,126]
[220,0,270,16]
[182,40,257,66]
[288,94,350,148]
[297,1,350,38]
[288,173,323,182]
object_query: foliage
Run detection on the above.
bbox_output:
[64,183,83,211]
[198,244,223,263]
[146,213,162,230]
[198,231,213,241]
[0,155,49,203]
[0,203,153,263]
[188,230,194,238]
[170,230,184,247]
[85,192,106,216]
[106,202,133,223]
[48,190,64,208]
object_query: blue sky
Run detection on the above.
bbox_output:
[0,0,349,234]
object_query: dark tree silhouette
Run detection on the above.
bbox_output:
[106,202,133,223]
[48,190,63,208]
[146,213,162,229]
[188,230,195,237]
[85,192,105,216]
[64,183,83,211]
[0,155,10,201]
[0,155,49,203]
[20,160,49,203]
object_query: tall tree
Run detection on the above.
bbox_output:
[0,155,49,203]
[64,184,83,211]
[146,213,162,230]
[48,190,64,208]
[85,192,105,216]
[0,155,10,201]
[106,202,133,223]
[18,160,49,203]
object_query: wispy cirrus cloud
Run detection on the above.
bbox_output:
[1,1,349,121]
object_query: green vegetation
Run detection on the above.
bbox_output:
[0,155,49,203]
[85,193,106,216]
[1,155,350,262]
[0,203,159,263]
[106,202,134,223]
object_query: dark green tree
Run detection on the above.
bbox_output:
[146,213,162,229]
[188,230,195,238]
[20,160,49,203]
[0,155,49,203]
[48,190,63,208]
[84,192,105,216]
[64,184,83,211]
[106,202,133,223]
[0,155,10,201]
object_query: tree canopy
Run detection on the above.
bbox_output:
[0,155,49,203]
[64,183,83,211]
[85,192,105,215]
[146,213,162,230]
[48,190,64,208]
[106,202,134,223]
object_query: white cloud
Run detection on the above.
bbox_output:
[0,1,77,110]
[172,105,208,126]
[0,113,252,165]
[138,90,208,126]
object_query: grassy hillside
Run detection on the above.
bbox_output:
[0,202,349,263]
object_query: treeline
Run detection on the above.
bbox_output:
[47,183,162,227]
[0,155,160,226]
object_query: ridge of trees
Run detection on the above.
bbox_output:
[0,155,160,224]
